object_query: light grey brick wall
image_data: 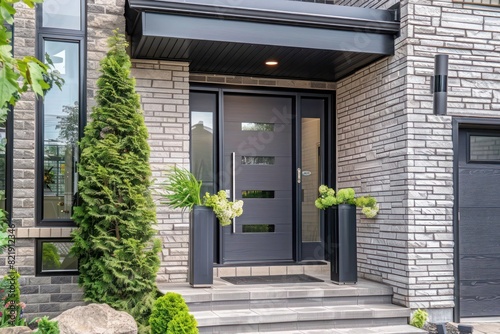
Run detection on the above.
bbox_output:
[131,60,191,283]
[337,0,500,322]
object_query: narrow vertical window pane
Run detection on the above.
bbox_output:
[190,92,216,196]
[43,41,79,219]
[42,0,81,30]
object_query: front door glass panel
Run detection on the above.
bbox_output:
[300,98,325,260]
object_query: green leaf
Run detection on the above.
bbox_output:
[22,0,43,8]
[27,60,50,97]
[0,65,20,109]
[0,44,13,63]
[0,1,16,25]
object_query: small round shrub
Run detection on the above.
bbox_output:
[149,292,189,334]
[167,311,198,334]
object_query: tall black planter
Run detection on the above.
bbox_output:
[189,205,215,287]
[327,204,357,284]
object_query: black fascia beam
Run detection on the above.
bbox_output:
[128,0,400,35]
[142,12,396,56]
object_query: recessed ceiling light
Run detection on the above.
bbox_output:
[265,60,278,66]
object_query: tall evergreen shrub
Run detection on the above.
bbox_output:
[71,30,160,332]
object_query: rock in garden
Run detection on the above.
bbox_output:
[0,327,32,334]
[53,303,137,334]
[423,322,460,334]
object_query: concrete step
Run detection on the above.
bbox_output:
[238,324,428,333]
[193,304,412,333]
[159,276,416,334]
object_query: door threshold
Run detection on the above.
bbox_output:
[214,260,328,267]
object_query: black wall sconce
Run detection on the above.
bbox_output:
[433,54,449,115]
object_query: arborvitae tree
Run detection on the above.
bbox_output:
[71,30,160,333]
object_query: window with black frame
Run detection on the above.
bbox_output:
[31,0,85,275]
[36,239,78,276]
[37,0,85,224]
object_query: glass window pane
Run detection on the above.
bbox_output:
[241,122,274,131]
[41,241,78,271]
[42,0,81,30]
[470,135,500,162]
[242,225,275,233]
[241,156,275,165]
[242,190,275,199]
[43,41,79,220]
[301,117,321,242]
[191,92,216,196]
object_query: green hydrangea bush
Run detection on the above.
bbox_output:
[203,190,243,226]
[315,185,379,218]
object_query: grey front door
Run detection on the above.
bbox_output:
[458,129,500,317]
[222,94,293,263]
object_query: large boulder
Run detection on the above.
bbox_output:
[0,327,32,334]
[53,303,137,334]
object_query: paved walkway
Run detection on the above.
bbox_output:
[457,317,500,334]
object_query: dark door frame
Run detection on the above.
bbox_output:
[190,84,335,265]
[452,117,500,322]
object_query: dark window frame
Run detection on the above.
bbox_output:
[2,24,14,220]
[466,131,500,164]
[35,2,86,227]
[35,238,79,276]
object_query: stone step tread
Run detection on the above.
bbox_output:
[237,324,428,334]
[161,282,393,304]
[193,304,411,327]
[188,294,392,312]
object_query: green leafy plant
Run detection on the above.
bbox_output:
[203,190,243,226]
[0,212,8,254]
[162,166,202,210]
[149,292,189,334]
[0,271,27,327]
[167,311,198,334]
[70,30,160,334]
[315,185,379,218]
[33,316,60,334]
[410,308,428,329]
[162,168,244,226]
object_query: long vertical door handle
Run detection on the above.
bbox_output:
[297,168,302,184]
[232,152,236,234]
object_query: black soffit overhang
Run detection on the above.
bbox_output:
[125,0,401,82]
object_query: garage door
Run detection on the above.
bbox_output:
[458,129,500,317]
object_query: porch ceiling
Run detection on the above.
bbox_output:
[125,0,400,82]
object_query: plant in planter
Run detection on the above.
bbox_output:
[162,167,244,224]
[162,167,244,286]
[315,185,379,217]
[315,186,379,284]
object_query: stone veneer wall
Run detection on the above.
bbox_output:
[131,60,191,283]
[335,0,500,322]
